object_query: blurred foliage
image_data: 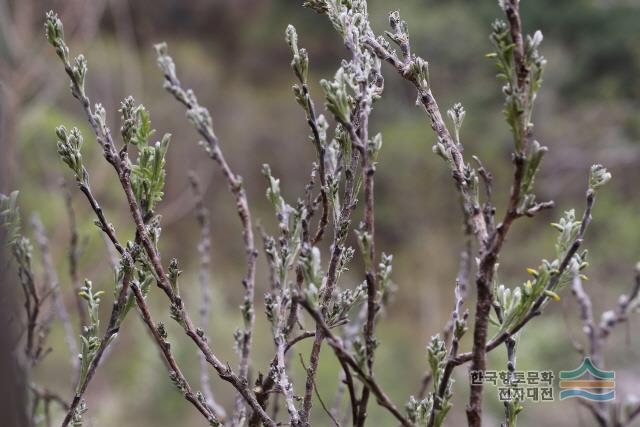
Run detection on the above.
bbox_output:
[2,0,639,426]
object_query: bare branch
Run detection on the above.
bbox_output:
[46,25,276,426]
[60,256,133,426]
[189,172,227,421]
[299,298,411,427]
[62,180,87,326]
[32,214,79,372]
[155,45,258,424]
[454,189,598,366]
[299,354,342,427]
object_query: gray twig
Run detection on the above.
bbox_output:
[189,172,227,421]
[62,180,87,327]
[155,45,258,425]
[31,214,78,372]
[47,23,276,426]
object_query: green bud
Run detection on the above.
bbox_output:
[299,244,323,294]
[292,84,308,112]
[519,140,548,198]
[355,223,373,270]
[119,96,137,144]
[44,11,69,62]
[55,125,68,141]
[589,164,612,190]
[154,42,177,82]
[94,103,107,130]
[447,102,465,145]
[262,164,287,217]
[320,68,352,125]
[285,25,309,83]
[168,258,181,293]
[56,126,85,181]
[72,55,88,96]
[44,10,64,45]
[409,56,430,89]
[406,395,432,427]
[427,335,447,388]
[368,133,383,160]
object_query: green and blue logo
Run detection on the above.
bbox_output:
[559,357,615,401]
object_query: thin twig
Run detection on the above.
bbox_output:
[598,267,640,345]
[300,135,362,426]
[500,338,518,427]
[571,274,596,357]
[30,384,70,411]
[63,181,220,427]
[418,197,473,399]
[364,37,487,245]
[60,255,133,426]
[156,47,258,425]
[299,354,341,427]
[62,180,87,326]
[51,38,276,426]
[299,299,411,427]
[299,83,329,246]
[454,189,597,366]
[130,282,218,423]
[31,214,79,372]
[427,283,468,427]
[560,297,585,355]
[189,172,227,421]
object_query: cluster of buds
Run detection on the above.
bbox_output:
[321,67,354,125]
[285,25,309,84]
[406,395,433,427]
[56,126,86,183]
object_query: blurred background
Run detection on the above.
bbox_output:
[1,0,639,426]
